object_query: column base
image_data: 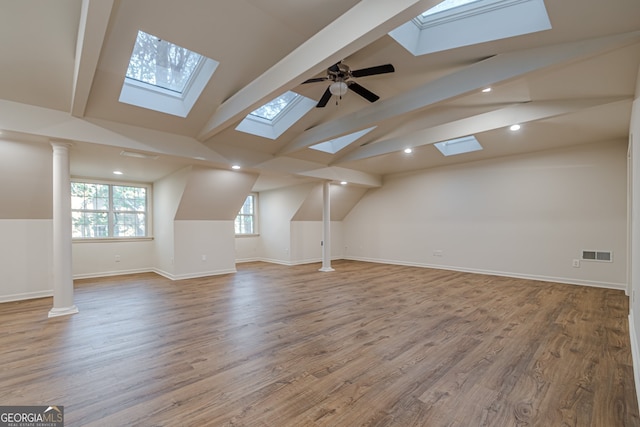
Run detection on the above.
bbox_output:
[319,267,335,272]
[48,305,79,318]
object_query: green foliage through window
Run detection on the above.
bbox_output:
[235,194,256,235]
[126,30,202,94]
[71,181,148,238]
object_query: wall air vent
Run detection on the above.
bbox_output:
[581,250,612,262]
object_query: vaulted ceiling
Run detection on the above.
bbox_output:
[1,0,639,191]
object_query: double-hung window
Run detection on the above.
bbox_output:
[235,193,258,235]
[71,181,149,239]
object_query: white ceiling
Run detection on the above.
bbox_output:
[1,0,639,191]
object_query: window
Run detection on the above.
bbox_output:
[235,91,316,139]
[125,30,203,94]
[249,91,299,121]
[71,181,149,239]
[389,0,551,56]
[235,194,258,235]
[119,30,220,117]
[417,0,483,20]
[310,126,377,154]
[434,135,483,156]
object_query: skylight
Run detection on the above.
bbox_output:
[236,91,316,140]
[434,136,483,156]
[389,0,551,56]
[419,0,482,19]
[119,30,219,117]
[126,31,202,94]
[250,92,299,121]
[309,127,377,154]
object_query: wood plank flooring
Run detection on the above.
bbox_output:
[0,260,638,426]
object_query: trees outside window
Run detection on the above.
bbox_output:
[71,181,148,238]
[235,194,257,235]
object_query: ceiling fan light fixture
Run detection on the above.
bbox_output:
[329,81,348,97]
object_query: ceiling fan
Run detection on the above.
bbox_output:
[302,61,395,107]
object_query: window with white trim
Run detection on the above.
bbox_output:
[71,181,150,239]
[235,193,258,235]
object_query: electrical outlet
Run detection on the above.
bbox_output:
[433,250,443,257]
[572,259,580,268]
[201,254,207,262]
[115,255,121,263]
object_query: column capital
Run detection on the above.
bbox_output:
[50,139,73,150]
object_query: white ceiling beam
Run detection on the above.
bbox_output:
[278,31,640,156]
[196,0,441,142]
[297,167,382,188]
[71,0,114,118]
[334,97,630,163]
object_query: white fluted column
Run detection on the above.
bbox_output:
[319,181,334,272]
[49,142,78,318]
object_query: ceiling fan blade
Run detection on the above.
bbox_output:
[316,87,333,108]
[328,62,341,73]
[351,64,395,78]
[348,82,379,103]
[302,77,328,84]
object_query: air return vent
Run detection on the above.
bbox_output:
[581,250,612,262]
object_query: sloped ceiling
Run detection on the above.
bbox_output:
[0,0,639,191]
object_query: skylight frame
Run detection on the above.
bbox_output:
[416,0,483,23]
[434,135,483,156]
[389,0,551,56]
[309,127,377,154]
[249,91,301,123]
[235,91,316,140]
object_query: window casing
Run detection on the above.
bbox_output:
[235,193,258,235]
[71,180,150,239]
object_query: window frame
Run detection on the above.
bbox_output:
[235,193,259,236]
[71,178,153,242]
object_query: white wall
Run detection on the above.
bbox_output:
[344,140,628,288]
[235,236,261,262]
[153,167,190,277]
[173,220,236,278]
[0,220,53,302]
[259,183,315,264]
[290,221,344,264]
[0,138,54,302]
[72,240,154,279]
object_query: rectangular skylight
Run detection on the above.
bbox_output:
[250,92,299,121]
[420,0,483,18]
[120,30,219,117]
[434,135,483,156]
[126,31,202,94]
[309,127,377,154]
[236,91,316,140]
[390,0,551,56]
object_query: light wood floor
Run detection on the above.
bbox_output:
[1,260,638,426]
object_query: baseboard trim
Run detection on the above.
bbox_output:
[629,312,640,414]
[153,268,237,281]
[73,268,153,280]
[0,290,53,303]
[343,256,626,290]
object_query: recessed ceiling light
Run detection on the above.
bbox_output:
[113,170,123,175]
[510,124,521,131]
[340,181,348,185]
[404,148,413,154]
[231,165,241,170]
[482,87,492,93]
